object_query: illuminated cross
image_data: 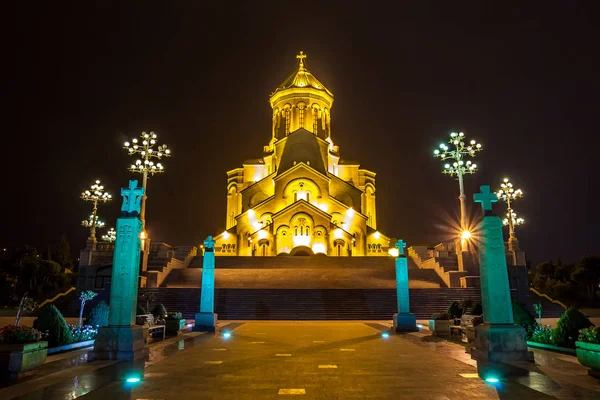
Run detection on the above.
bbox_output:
[204,236,215,251]
[120,180,144,216]
[395,239,407,256]
[296,51,306,67]
[474,185,498,212]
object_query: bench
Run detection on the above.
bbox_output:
[136,314,166,342]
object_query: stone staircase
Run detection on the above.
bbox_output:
[134,287,483,320]
[161,256,445,289]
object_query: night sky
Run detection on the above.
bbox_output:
[5,2,599,266]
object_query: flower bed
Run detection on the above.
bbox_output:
[576,327,600,378]
[0,325,48,377]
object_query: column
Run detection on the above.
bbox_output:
[392,240,417,332]
[92,180,146,361]
[471,186,533,378]
[193,236,218,332]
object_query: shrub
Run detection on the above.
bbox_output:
[0,325,43,344]
[87,301,109,328]
[529,326,555,345]
[136,303,147,315]
[152,304,167,318]
[33,305,72,347]
[447,301,463,318]
[578,327,600,344]
[472,316,484,326]
[431,312,450,320]
[471,302,483,316]
[554,307,593,348]
[166,312,183,320]
[68,324,98,343]
[512,301,537,334]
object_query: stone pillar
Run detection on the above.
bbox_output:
[194,236,218,332]
[91,180,146,361]
[471,186,533,378]
[392,240,417,332]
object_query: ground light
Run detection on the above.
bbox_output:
[381,332,390,338]
[417,324,423,329]
[223,331,231,339]
[126,377,141,383]
[485,377,500,383]
[186,323,193,328]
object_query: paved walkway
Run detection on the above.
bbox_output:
[2,322,599,399]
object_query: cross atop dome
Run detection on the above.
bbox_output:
[296,51,307,69]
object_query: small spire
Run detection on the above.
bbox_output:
[296,51,307,69]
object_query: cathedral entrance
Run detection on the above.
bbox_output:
[289,246,314,256]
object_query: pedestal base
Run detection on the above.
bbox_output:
[90,325,147,361]
[393,313,418,332]
[193,312,218,332]
[471,324,534,378]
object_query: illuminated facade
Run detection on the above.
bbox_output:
[215,52,392,257]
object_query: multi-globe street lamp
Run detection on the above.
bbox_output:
[80,180,112,241]
[102,227,117,243]
[496,178,524,240]
[433,132,483,233]
[123,131,171,231]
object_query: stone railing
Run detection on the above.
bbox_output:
[38,287,76,308]
[529,287,568,310]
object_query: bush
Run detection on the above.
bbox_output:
[152,304,167,318]
[447,301,463,319]
[472,316,483,326]
[431,312,450,320]
[136,303,147,315]
[33,305,72,347]
[0,325,43,344]
[554,307,593,348]
[166,312,183,320]
[86,301,109,327]
[578,327,600,344]
[512,301,537,335]
[529,326,555,345]
[471,302,483,316]
[68,324,98,343]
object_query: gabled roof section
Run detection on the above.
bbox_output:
[277,128,327,175]
[272,199,332,222]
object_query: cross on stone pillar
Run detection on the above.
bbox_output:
[392,238,417,332]
[474,185,498,214]
[395,239,407,256]
[194,235,218,332]
[471,185,533,378]
[92,180,146,361]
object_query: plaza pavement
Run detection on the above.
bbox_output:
[2,321,599,399]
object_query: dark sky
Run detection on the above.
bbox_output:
[5,2,599,266]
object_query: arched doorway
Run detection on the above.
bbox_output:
[289,246,314,256]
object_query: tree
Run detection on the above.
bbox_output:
[571,256,600,303]
[54,233,73,271]
[14,293,37,326]
[78,290,98,328]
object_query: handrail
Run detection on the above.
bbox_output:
[37,287,76,308]
[529,287,568,310]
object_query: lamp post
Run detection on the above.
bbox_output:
[433,131,482,233]
[496,178,524,242]
[123,131,170,231]
[102,227,117,243]
[80,180,112,242]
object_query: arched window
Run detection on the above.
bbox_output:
[305,227,310,236]
[285,109,291,135]
[294,226,298,236]
[306,192,310,202]
[298,107,305,128]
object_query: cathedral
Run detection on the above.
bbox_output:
[213,52,394,257]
